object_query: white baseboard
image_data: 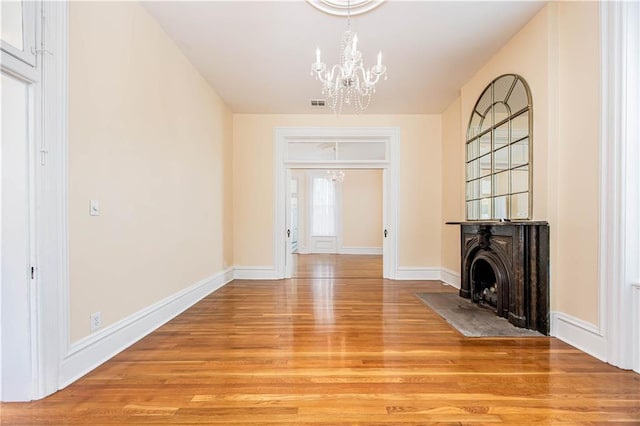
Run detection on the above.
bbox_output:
[633,284,640,373]
[59,268,234,389]
[395,267,441,280]
[550,311,607,362]
[233,267,280,280]
[394,267,461,288]
[338,247,383,255]
[440,268,461,289]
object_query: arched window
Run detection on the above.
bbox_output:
[466,74,532,220]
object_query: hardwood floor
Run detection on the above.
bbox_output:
[292,253,383,278]
[3,254,639,424]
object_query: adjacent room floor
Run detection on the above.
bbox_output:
[2,254,639,424]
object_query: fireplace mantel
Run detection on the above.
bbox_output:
[447,221,550,335]
[446,220,549,226]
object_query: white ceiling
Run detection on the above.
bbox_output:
[142,1,546,114]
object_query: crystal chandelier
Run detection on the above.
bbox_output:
[327,169,345,183]
[310,2,387,114]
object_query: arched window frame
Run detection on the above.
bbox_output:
[465,74,533,220]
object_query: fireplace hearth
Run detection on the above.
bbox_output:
[447,221,550,335]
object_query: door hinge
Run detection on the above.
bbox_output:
[31,266,37,279]
[384,229,388,238]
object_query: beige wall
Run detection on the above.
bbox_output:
[440,97,464,275]
[460,6,551,222]
[554,1,600,323]
[342,169,383,249]
[69,2,233,343]
[448,2,601,324]
[233,114,442,268]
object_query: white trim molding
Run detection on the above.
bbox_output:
[598,0,639,370]
[551,312,607,362]
[440,268,461,289]
[395,267,440,281]
[59,269,233,388]
[338,247,383,255]
[39,0,70,400]
[233,267,281,280]
[633,283,640,373]
[394,267,461,287]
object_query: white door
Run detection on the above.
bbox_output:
[1,71,34,401]
[285,170,293,278]
[382,169,390,278]
[290,178,299,253]
[1,0,39,401]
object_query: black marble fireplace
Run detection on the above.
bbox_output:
[447,221,550,335]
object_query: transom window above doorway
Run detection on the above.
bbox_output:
[465,74,532,220]
[287,139,387,162]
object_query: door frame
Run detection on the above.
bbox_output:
[274,127,399,279]
[0,1,69,401]
[599,1,640,372]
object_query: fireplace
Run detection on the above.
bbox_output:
[472,258,500,311]
[447,221,550,335]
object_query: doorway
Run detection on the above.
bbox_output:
[289,168,383,256]
[274,127,399,280]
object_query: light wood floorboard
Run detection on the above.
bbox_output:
[2,255,639,424]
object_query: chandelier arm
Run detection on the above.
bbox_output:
[352,65,380,88]
[328,64,342,86]
[315,64,342,86]
[365,70,382,86]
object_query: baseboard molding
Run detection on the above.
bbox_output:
[233,267,280,280]
[338,247,383,255]
[59,268,234,389]
[633,284,640,373]
[294,248,382,255]
[440,268,461,289]
[551,311,607,362]
[395,267,441,281]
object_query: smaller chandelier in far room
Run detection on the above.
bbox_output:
[311,4,387,114]
[327,169,345,183]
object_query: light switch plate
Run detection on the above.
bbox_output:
[90,200,100,216]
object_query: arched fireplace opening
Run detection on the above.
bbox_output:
[472,259,498,309]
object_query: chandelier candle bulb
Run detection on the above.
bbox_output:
[377,51,382,67]
[316,47,320,63]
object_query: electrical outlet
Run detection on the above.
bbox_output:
[90,311,102,331]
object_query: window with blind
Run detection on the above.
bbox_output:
[311,177,336,236]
